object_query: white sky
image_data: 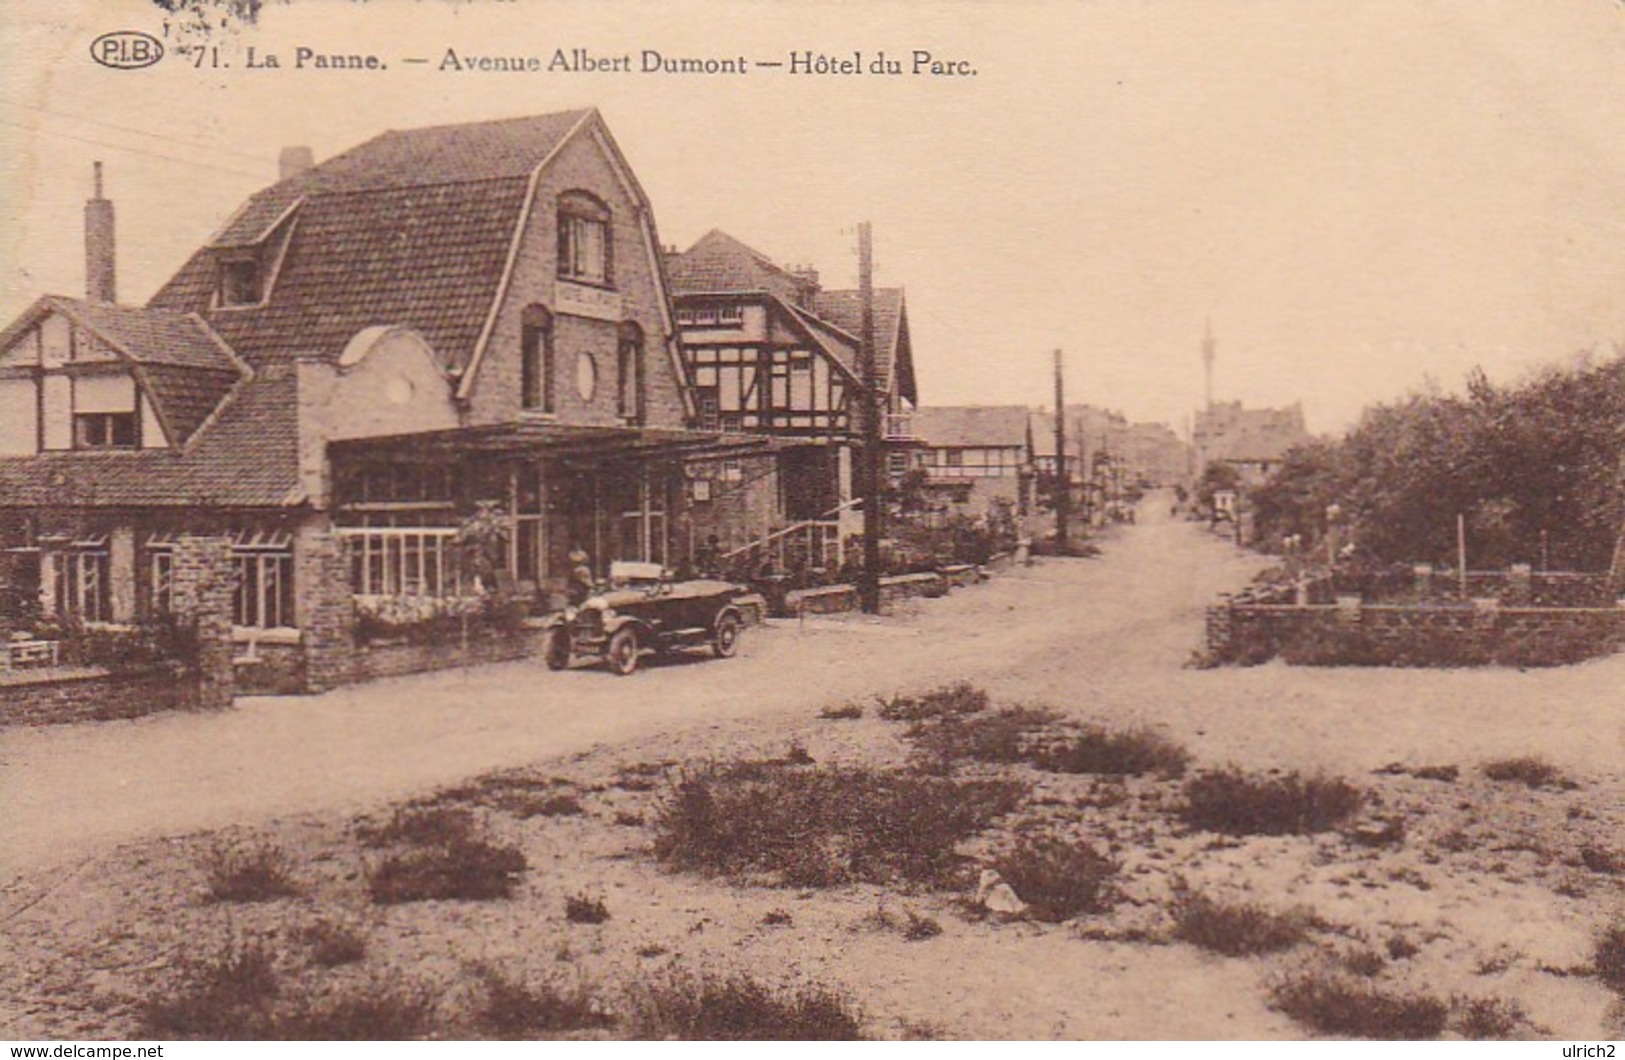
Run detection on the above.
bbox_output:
[3,0,1623,435]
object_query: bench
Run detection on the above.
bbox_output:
[1,639,60,673]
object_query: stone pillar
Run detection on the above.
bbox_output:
[172,534,234,710]
[1412,563,1433,600]
[109,526,136,623]
[298,524,354,693]
[1334,594,1363,625]
[1507,563,1532,606]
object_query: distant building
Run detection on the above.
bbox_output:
[910,406,1033,520]
[1194,400,1310,483]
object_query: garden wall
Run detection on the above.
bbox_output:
[1206,595,1625,668]
[0,665,196,728]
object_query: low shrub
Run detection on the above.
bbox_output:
[1451,996,1531,1039]
[1481,756,1570,790]
[1180,768,1362,836]
[263,979,438,1040]
[368,836,527,904]
[629,971,863,1040]
[475,965,612,1037]
[1595,924,1625,993]
[819,703,865,721]
[303,919,367,967]
[862,904,943,941]
[565,893,610,925]
[143,937,279,1037]
[907,707,1061,766]
[202,842,299,903]
[356,805,479,849]
[1170,890,1312,956]
[1270,969,1449,1039]
[992,835,1118,922]
[876,681,989,722]
[653,762,1026,888]
[1030,724,1192,778]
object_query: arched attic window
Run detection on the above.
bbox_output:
[521,305,554,412]
[557,191,612,287]
[617,321,645,423]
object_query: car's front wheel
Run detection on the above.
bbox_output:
[544,628,571,671]
[606,627,640,675]
[713,613,741,658]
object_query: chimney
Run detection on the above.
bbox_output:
[788,264,820,307]
[278,145,314,181]
[84,162,116,304]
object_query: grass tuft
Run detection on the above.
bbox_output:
[876,681,989,722]
[1481,756,1572,790]
[201,841,299,903]
[653,762,1025,888]
[992,834,1118,922]
[906,706,1061,766]
[1594,924,1625,994]
[629,971,863,1040]
[302,919,367,967]
[474,964,612,1037]
[1180,768,1362,836]
[1450,996,1531,1039]
[819,702,865,721]
[1029,724,1192,778]
[1270,968,1449,1039]
[1170,890,1313,956]
[142,936,279,1038]
[565,893,611,925]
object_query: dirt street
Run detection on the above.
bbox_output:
[0,504,1225,879]
[5,503,1624,883]
[5,503,1625,1040]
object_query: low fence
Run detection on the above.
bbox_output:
[0,664,197,728]
[783,571,955,617]
[1206,594,1625,668]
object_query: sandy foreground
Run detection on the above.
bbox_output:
[1,511,1621,1040]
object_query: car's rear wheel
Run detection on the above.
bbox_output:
[713,613,741,658]
[606,627,640,675]
[544,628,571,671]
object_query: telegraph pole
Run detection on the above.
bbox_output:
[1053,349,1070,546]
[857,222,882,613]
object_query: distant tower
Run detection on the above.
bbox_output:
[1194,321,1217,479]
[1201,318,1216,412]
[85,162,116,304]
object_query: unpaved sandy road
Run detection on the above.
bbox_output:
[5,504,1622,883]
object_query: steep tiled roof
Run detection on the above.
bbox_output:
[0,363,302,508]
[668,230,918,404]
[152,179,530,370]
[913,406,1031,449]
[666,230,813,304]
[810,288,916,405]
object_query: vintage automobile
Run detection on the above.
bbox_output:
[543,561,747,675]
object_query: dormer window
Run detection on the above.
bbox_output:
[74,411,137,449]
[218,256,262,307]
[557,191,611,286]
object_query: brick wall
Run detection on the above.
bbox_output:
[0,666,191,727]
[346,627,547,683]
[466,126,686,430]
[171,535,235,709]
[1207,597,1625,668]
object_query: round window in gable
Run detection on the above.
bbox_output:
[385,374,416,406]
[575,352,597,402]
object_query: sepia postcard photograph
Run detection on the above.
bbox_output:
[1,0,1623,1045]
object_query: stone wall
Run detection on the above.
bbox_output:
[1207,596,1625,668]
[171,534,235,709]
[0,666,191,727]
[346,627,548,684]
